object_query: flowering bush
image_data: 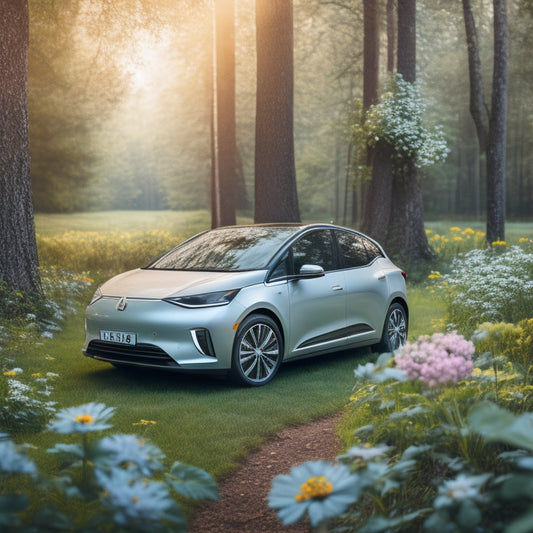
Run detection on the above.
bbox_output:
[1,402,218,532]
[0,366,57,433]
[395,332,474,387]
[438,245,533,331]
[363,74,450,168]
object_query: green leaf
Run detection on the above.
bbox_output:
[0,494,30,514]
[507,509,533,533]
[468,402,533,451]
[166,461,219,501]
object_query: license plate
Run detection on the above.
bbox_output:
[100,330,137,345]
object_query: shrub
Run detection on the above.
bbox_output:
[436,246,533,333]
[270,332,533,532]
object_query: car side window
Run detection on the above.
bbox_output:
[336,230,383,268]
[291,230,336,272]
[269,251,291,281]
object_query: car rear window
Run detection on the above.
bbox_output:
[146,226,301,272]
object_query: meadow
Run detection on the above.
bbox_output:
[1,211,532,531]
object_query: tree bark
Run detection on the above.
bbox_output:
[254,0,300,223]
[359,0,380,231]
[0,0,41,294]
[385,0,433,262]
[212,0,237,228]
[486,0,508,243]
[462,0,489,152]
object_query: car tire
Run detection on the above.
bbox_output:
[373,303,408,353]
[231,314,283,387]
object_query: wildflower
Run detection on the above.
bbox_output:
[434,473,491,509]
[450,226,461,232]
[395,332,474,387]
[133,419,157,426]
[491,240,507,247]
[268,460,361,526]
[462,228,475,235]
[0,439,37,476]
[48,403,114,434]
[428,271,441,279]
[96,434,165,476]
[519,237,529,243]
[96,468,180,527]
[338,443,392,462]
[454,236,463,242]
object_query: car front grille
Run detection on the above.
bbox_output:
[85,340,180,368]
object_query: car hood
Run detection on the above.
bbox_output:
[100,269,267,299]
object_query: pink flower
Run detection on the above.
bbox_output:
[395,332,474,387]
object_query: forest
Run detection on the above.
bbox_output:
[26,0,532,222]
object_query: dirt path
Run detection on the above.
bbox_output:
[188,415,342,532]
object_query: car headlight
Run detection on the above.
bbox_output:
[164,289,240,308]
[89,287,103,305]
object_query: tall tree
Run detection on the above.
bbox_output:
[462,0,508,243]
[359,0,380,230]
[211,0,237,228]
[254,0,300,223]
[0,0,41,294]
[385,0,433,262]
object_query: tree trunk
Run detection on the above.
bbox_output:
[386,0,396,72]
[462,0,489,152]
[486,0,508,243]
[254,0,300,223]
[0,0,41,294]
[359,0,380,231]
[212,0,237,228]
[384,0,433,262]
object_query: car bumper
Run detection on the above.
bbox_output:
[82,296,244,371]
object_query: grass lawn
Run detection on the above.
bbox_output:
[20,210,528,483]
[17,280,440,484]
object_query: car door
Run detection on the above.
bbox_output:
[335,230,390,344]
[287,229,347,358]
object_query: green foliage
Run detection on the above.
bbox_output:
[357,74,450,168]
[0,403,218,532]
[431,244,533,334]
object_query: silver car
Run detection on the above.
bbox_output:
[83,224,408,386]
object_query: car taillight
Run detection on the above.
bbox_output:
[401,271,408,280]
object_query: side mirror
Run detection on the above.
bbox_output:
[294,264,325,279]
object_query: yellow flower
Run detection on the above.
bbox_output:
[295,476,333,502]
[454,236,463,242]
[74,414,94,424]
[519,237,529,243]
[462,228,475,235]
[3,371,17,377]
[133,419,157,426]
[492,241,507,247]
[32,373,42,378]
[450,226,461,232]
[428,271,442,279]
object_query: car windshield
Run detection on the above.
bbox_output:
[146,226,302,272]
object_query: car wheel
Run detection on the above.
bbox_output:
[231,314,283,386]
[374,303,408,353]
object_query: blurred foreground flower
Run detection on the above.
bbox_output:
[0,438,37,476]
[268,460,361,527]
[48,402,114,434]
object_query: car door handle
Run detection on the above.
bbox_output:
[331,285,344,291]
[377,274,386,281]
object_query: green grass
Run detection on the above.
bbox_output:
[13,281,443,482]
[425,220,533,243]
